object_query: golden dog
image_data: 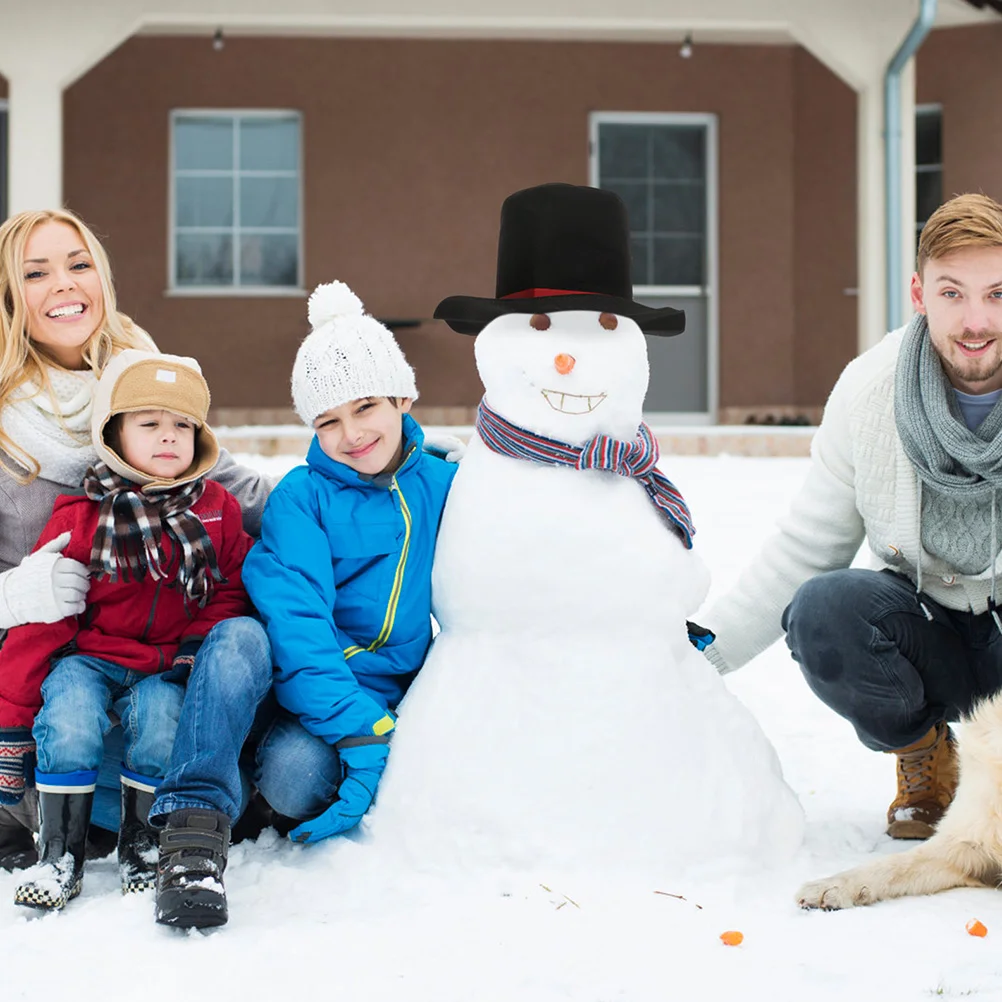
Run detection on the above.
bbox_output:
[797,692,1002,910]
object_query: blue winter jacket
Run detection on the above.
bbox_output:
[242,415,456,744]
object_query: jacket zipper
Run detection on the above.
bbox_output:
[141,579,163,643]
[343,471,413,660]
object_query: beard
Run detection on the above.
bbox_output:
[933,328,1002,390]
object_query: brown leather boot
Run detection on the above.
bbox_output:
[885,721,958,839]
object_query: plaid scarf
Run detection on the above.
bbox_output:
[476,398,695,548]
[82,461,225,608]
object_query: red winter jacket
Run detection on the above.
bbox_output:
[0,479,252,728]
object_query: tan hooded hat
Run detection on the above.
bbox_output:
[92,349,219,491]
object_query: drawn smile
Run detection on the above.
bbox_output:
[540,389,607,414]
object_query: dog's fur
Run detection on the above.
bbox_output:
[797,692,1002,910]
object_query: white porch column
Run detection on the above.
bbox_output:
[857,77,886,354]
[857,60,920,354]
[6,70,64,213]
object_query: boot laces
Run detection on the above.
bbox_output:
[896,727,947,799]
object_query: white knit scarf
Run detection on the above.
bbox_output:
[0,368,98,487]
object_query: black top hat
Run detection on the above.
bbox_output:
[433,183,686,337]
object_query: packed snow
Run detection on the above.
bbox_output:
[2,451,1002,1002]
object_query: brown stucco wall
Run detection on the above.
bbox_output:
[64,35,827,413]
[792,47,858,410]
[917,24,1002,206]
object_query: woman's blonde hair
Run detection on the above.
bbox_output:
[0,208,156,482]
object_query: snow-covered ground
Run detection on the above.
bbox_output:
[3,452,1002,1002]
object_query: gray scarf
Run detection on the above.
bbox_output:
[895,313,1002,578]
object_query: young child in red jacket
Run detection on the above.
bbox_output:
[0,350,252,911]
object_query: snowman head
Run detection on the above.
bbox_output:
[475,309,649,445]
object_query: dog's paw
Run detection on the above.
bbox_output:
[796,873,875,911]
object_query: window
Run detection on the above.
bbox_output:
[170,110,302,291]
[594,118,707,289]
[916,105,943,236]
[0,101,7,222]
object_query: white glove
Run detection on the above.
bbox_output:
[0,532,90,629]
[422,433,467,464]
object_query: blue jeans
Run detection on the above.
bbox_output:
[250,703,342,820]
[34,655,184,779]
[150,616,273,825]
[783,568,1002,751]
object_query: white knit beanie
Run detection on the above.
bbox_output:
[291,281,419,426]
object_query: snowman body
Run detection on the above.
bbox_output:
[370,312,803,876]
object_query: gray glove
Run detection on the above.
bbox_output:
[0,532,89,629]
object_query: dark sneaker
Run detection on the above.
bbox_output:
[886,721,958,839]
[155,809,230,929]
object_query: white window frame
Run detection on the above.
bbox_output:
[0,99,8,223]
[915,103,943,238]
[167,108,305,297]
[589,111,719,425]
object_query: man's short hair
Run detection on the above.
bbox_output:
[918,193,1002,273]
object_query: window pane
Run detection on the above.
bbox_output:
[917,169,943,224]
[176,233,233,286]
[176,176,233,227]
[916,111,942,167]
[175,117,233,171]
[599,124,648,180]
[630,236,650,286]
[653,183,704,234]
[651,127,704,180]
[240,176,298,228]
[604,180,648,233]
[653,235,703,286]
[240,233,298,287]
[239,117,299,171]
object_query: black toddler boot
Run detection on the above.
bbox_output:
[118,778,159,893]
[0,803,37,872]
[14,789,93,910]
[155,808,230,929]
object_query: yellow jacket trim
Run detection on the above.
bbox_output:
[340,469,413,661]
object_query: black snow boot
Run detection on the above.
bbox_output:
[118,780,158,893]
[14,789,93,910]
[155,808,230,929]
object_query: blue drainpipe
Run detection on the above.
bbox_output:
[885,0,938,331]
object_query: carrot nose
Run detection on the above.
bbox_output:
[554,353,576,375]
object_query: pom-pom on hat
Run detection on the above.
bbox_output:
[292,281,419,425]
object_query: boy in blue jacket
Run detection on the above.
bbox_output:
[242,281,456,843]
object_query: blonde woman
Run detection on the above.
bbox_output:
[0,210,273,908]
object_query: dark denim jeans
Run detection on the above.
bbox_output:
[783,568,1002,751]
[149,616,273,825]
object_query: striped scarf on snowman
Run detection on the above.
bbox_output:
[475,398,695,548]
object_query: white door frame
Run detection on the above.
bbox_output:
[588,110,719,425]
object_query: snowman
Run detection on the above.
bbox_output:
[370,184,803,878]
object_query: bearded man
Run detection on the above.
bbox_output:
[691,193,1002,840]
